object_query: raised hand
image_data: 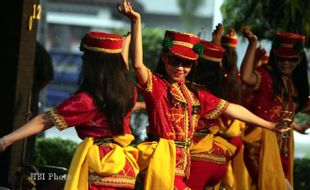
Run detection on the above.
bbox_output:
[117,0,140,22]
[241,25,257,43]
[212,23,224,45]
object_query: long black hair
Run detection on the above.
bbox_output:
[268,49,309,112]
[191,58,226,99]
[78,49,135,135]
[222,46,243,103]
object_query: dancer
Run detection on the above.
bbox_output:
[0,31,139,189]
[240,26,310,190]
[118,1,290,189]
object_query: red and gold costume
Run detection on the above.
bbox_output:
[186,116,247,190]
[243,66,296,189]
[46,92,139,190]
[137,70,228,190]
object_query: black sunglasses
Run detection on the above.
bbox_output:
[276,56,300,63]
[166,55,195,68]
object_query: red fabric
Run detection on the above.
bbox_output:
[248,67,286,122]
[229,136,243,156]
[221,36,238,48]
[139,73,223,141]
[175,176,191,190]
[200,40,225,60]
[51,91,136,189]
[186,160,227,190]
[84,32,123,51]
[244,66,296,182]
[274,32,305,57]
[164,30,200,60]
[138,72,224,187]
[187,118,229,189]
[55,92,133,139]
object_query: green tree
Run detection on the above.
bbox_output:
[177,0,204,32]
[34,137,78,168]
[221,0,310,45]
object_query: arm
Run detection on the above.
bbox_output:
[132,101,146,111]
[292,121,310,134]
[254,46,267,68]
[223,103,290,132]
[121,32,131,70]
[0,113,53,152]
[240,26,259,86]
[211,23,224,45]
[118,0,148,86]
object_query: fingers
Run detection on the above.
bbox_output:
[280,127,291,133]
[117,0,129,14]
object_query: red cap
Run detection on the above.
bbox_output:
[221,29,238,48]
[82,31,123,53]
[199,40,225,62]
[273,32,306,57]
[163,30,200,60]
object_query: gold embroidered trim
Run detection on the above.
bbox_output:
[175,167,185,177]
[46,108,68,130]
[222,43,238,48]
[200,55,223,62]
[171,51,198,60]
[89,173,136,188]
[184,84,200,106]
[83,44,122,54]
[279,43,294,48]
[171,83,187,103]
[191,152,227,165]
[88,36,122,41]
[184,109,189,142]
[146,69,153,92]
[173,40,193,48]
[204,99,229,119]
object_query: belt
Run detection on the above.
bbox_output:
[174,140,191,150]
[94,137,113,145]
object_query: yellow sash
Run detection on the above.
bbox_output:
[219,119,252,190]
[137,138,176,190]
[243,127,291,190]
[64,134,139,190]
[190,125,237,158]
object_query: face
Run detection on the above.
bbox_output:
[162,53,194,82]
[274,54,301,76]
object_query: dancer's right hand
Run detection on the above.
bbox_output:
[117,0,140,22]
[241,25,258,43]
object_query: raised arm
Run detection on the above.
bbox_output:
[212,23,224,45]
[121,32,131,70]
[223,103,291,133]
[118,0,148,86]
[240,26,259,86]
[0,113,53,152]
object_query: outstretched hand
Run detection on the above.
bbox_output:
[117,0,140,22]
[0,137,9,153]
[241,25,257,43]
[212,23,224,45]
[272,117,292,133]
